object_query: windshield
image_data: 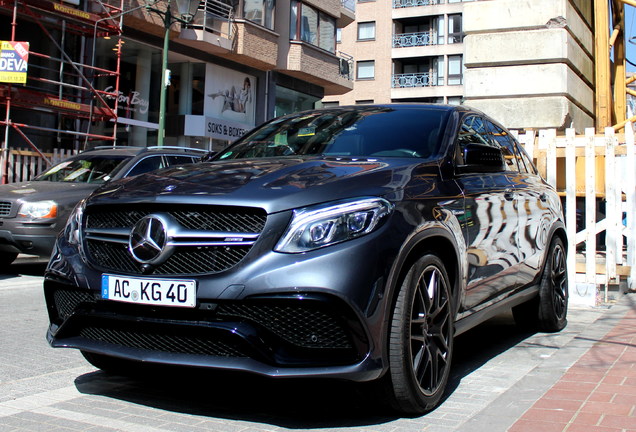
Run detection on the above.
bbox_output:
[35,155,130,183]
[217,107,450,161]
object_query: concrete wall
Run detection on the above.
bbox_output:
[463,0,594,132]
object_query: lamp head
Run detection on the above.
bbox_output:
[175,0,199,23]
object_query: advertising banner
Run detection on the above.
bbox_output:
[203,63,256,142]
[0,41,29,84]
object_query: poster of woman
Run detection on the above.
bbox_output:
[204,64,256,127]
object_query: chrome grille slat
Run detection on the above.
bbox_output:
[0,201,12,217]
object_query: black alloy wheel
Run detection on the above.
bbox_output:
[385,254,454,414]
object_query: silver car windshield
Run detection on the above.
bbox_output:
[35,156,129,183]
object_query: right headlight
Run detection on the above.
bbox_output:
[63,199,85,246]
[275,197,393,253]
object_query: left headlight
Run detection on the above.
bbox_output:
[275,197,393,253]
[18,200,57,219]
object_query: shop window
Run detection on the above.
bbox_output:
[274,85,320,117]
[356,60,375,80]
[358,22,375,41]
[290,0,337,53]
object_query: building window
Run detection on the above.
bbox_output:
[356,60,375,80]
[241,0,276,30]
[448,55,463,85]
[448,14,462,44]
[356,100,374,104]
[290,0,337,53]
[337,28,342,43]
[358,21,375,40]
[437,16,445,45]
[321,101,340,108]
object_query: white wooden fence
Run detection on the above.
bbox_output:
[4,148,77,183]
[515,125,636,306]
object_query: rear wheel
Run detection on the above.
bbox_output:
[537,237,568,331]
[513,236,568,332]
[385,254,454,414]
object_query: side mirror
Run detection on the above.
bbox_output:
[457,143,505,173]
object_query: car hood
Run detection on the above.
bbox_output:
[0,181,99,204]
[89,157,439,213]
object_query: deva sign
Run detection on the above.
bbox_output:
[0,41,29,84]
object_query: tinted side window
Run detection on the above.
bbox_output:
[126,156,165,177]
[517,142,538,175]
[485,121,521,172]
[166,155,196,166]
[457,115,491,147]
[456,115,498,167]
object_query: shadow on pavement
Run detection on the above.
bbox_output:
[73,310,535,427]
[0,257,47,278]
[76,368,398,428]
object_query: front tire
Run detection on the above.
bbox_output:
[385,254,454,414]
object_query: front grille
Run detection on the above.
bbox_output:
[217,303,351,349]
[53,289,95,320]
[83,204,267,276]
[85,241,251,275]
[80,325,248,358]
[86,206,267,232]
[51,287,357,360]
[0,201,12,217]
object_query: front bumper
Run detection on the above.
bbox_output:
[44,221,402,382]
[0,227,56,257]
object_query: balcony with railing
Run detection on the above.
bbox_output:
[392,72,436,88]
[393,31,436,48]
[393,0,444,8]
[339,0,356,26]
[180,0,282,70]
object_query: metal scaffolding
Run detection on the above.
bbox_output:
[0,0,124,183]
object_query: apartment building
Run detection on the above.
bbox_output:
[0,0,354,154]
[324,0,595,132]
[323,0,477,107]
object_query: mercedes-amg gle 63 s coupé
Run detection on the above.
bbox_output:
[44,104,568,414]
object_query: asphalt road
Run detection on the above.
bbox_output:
[0,255,617,432]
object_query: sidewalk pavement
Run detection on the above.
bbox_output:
[508,294,636,432]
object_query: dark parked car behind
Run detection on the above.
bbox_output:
[44,105,568,414]
[0,146,205,267]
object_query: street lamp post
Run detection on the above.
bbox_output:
[147,0,199,147]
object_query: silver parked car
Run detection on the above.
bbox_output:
[0,146,204,267]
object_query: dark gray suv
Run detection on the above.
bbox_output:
[44,105,568,414]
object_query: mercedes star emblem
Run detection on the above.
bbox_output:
[129,214,170,264]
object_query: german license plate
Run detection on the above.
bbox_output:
[101,274,196,308]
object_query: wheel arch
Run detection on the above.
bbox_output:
[380,227,464,362]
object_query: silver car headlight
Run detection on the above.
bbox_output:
[18,200,57,219]
[275,198,393,253]
[63,200,85,246]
